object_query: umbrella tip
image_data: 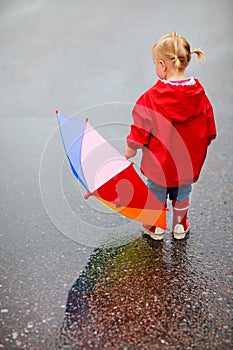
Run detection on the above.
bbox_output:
[85,117,88,122]
[84,190,92,199]
[55,110,59,115]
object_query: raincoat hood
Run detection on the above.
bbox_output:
[150,79,206,123]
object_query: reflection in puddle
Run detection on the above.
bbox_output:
[59,236,229,349]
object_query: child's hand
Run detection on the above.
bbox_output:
[125,146,137,159]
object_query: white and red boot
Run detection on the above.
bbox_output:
[142,201,166,240]
[142,223,164,240]
[172,198,190,239]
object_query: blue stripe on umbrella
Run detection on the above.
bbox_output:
[56,113,88,190]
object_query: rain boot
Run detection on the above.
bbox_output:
[172,198,190,239]
[142,224,164,240]
[142,201,166,240]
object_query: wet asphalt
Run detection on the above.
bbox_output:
[0,1,232,349]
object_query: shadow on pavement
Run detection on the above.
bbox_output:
[58,235,230,349]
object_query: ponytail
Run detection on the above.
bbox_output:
[172,31,178,56]
[190,49,205,62]
[172,31,183,72]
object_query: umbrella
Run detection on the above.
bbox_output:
[56,111,166,229]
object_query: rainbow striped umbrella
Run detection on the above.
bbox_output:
[56,111,166,229]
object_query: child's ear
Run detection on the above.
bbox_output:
[159,60,166,71]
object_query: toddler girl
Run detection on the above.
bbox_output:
[125,32,216,240]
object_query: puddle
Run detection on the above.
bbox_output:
[58,236,232,349]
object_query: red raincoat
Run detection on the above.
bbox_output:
[127,79,216,187]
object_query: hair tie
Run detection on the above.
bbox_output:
[190,51,194,55]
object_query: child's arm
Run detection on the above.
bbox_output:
[125,146,137,159]
[206,97,217,146]
[125,92,151,159]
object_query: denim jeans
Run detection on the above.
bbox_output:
[146,179,192,203]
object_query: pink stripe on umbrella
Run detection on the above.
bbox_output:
[81,122,131,193]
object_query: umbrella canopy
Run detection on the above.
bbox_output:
[56,111,166,229]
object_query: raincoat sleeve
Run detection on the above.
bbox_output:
[206,97,216,146]
[127,93,152,150]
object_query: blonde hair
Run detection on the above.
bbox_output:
[152,32,205,72]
